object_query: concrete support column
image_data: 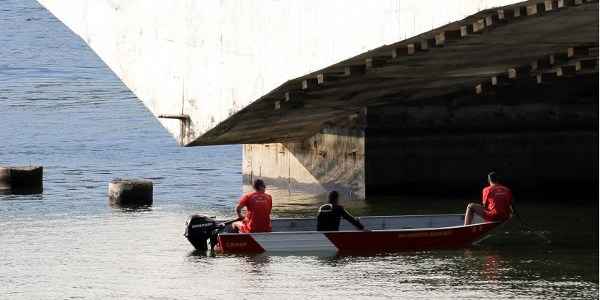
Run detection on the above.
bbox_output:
[243,125,365,201]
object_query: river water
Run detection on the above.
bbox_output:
[0,1,598,299]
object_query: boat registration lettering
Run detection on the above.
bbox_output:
[471,226,484,233]
[397,230,451,239]
[226,242,248,248]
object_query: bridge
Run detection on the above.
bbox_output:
[37,0,599,200]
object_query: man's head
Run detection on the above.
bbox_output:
[253,179,266,192]
[487,171,499,185]
[328,191,339,205]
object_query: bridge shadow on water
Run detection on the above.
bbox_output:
[264,186,597,251]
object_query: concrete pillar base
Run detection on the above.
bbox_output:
[243,125,365,201]
[108,179,153,207]
[0,166,43,194]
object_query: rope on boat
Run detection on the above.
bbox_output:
[511,203,551,245]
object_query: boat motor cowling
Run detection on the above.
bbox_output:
[184,214,219,251]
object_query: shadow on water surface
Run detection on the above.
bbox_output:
[268,189,597,245]
[0,192,43,201]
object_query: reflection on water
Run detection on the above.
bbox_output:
[481,253,502,281]
[0,186,44,195]
[110,205,154,214]
[181,248,597,299]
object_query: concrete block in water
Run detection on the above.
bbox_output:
[0,166,43,194]
[108,179,153,207]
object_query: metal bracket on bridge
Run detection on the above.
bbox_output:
[158,114,191,122]
[158,114,192,145]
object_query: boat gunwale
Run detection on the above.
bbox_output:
[218,220,501,236]
[250,213,468,222]
[216,213,469,227]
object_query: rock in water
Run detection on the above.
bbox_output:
[0,166,43,194]
[108,179,153,207]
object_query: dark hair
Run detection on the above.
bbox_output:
[328,191,339,203]
[253,179,265,190]
[488,171,499,183]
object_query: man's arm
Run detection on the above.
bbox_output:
[482,188,489,208]
[340,208,365,230]
[235,203,244,219]
[236,195,247,219]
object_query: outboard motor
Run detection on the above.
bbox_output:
[184,214,219,251]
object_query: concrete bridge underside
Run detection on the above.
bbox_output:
[37,0,599,200]
[243,74,597,200]
[239,1,599,200]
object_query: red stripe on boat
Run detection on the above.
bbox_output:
[324,222,499,253]
[217,234,265,253]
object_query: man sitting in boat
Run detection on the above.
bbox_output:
[317,191,366,231]
[464,172,513,225]
[231,179,273,233]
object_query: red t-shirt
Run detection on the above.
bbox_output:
[482,184,513,221]
[238,191,272,233]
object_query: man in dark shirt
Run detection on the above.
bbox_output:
[317,191,366,231]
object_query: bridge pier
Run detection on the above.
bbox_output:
[243,73,598,201]
[245,127,597,201]
[243,126,366,201]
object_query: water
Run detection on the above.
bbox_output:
[0,1,598,299]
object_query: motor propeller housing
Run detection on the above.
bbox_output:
[184,214,219,251]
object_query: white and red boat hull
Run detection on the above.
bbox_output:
[213,214,501,254]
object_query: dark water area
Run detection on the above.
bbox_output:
[1,0,598,299]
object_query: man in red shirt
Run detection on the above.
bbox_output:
[232,179,273,233]
[464,172,513,225]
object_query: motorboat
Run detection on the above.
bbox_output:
[184,214,501,254]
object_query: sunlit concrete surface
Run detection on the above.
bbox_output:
[36,0,516,145]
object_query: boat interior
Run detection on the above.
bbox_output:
[263,214,485,233]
